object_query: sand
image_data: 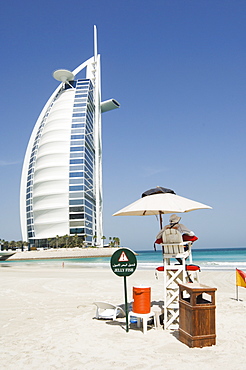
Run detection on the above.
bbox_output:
[0,265,245,370]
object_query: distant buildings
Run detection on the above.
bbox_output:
[20,26,119,248]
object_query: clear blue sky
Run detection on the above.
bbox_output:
[0,0,245,250]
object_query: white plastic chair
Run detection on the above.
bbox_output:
[128,311,157,334]
[93,301,125,320]
[162,228,192,261]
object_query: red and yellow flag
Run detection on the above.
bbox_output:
[236,268,246,288]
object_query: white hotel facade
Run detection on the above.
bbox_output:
[20,27,119,248]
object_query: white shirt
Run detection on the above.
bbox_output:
[156,223,194,240]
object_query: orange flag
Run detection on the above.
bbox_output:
[236,268,246,288]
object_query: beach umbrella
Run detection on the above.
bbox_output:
[141,186,176,197]
[113,186,212,228]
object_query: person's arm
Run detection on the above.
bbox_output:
[178,224,195,236]
[156,226,167,240]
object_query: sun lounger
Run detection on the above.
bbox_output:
[93,301,125,320]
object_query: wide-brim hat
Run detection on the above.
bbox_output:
[169,214,181,224]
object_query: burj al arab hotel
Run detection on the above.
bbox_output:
[20,26,119,248]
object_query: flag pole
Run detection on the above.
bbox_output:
[236,268,238,301]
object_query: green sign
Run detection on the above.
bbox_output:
[111,248,137,332]
[110,248,137,277]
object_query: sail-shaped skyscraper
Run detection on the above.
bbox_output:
[20,26,119,248]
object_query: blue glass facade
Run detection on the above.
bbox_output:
[68,79,95,244]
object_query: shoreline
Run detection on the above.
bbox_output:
[4,248,244,272]
[7,247,121,261]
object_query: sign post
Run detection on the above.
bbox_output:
[110,248,137,332]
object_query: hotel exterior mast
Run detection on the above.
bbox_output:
[20,26,119,247]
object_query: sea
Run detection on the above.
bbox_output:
[1,247,246,271]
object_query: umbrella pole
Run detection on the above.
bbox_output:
[159,213,163,229]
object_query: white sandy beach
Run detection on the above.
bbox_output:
[0,265,245,370]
